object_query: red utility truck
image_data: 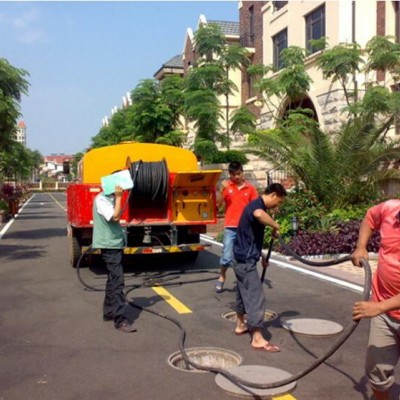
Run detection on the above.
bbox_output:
[67,142,221,267]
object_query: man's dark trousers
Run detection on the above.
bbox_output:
[233,261,266,329]
[102,249,127,327]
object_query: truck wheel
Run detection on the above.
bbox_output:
[69,235,81,268]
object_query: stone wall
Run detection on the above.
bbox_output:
[316,89,348,133]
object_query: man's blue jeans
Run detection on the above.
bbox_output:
[220,228,237,267]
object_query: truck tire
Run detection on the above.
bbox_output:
[69,235,81,268]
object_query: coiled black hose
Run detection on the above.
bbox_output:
[128,160,168,207]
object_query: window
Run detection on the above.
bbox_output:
[247,74,255,98]
[249,5,255,39]
[273,29,288,69]
[306,5,325,54]
[273,1,288,12]
[240,5,255,47]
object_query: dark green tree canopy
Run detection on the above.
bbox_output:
[0,58,30,150]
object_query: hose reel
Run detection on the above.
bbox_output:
[126,157,169,208]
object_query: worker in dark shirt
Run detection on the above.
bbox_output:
[232,183,286,352]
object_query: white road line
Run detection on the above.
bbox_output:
[0,194,35,241]
[200,235,364,294]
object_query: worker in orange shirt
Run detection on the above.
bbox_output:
[214,161,258,293]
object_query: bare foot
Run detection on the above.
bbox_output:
[251,342,281,352]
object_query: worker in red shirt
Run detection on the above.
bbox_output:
[352,199,400,400]
[214,161,258,293]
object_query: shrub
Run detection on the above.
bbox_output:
[277,220,380,256]
[213,150,248,165]
[215,231,224,243]
[0,183,15,200]
[0,199,9,213]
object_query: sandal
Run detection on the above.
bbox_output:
[215,280,224,293]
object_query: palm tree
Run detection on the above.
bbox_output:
[245,110,400,209]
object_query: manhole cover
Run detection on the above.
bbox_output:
[281,318,343,336]
[222,310,278,324]
[215,365,296,398]
[168,347,242,373]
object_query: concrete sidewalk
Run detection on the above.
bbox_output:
[272,251,377,289]
[205,217,378,289]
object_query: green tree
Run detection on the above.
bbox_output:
[71,152,84,178]
[0,142,33,181]
[185,23,251,151]
[91,107,132,148]
[127,79,178,143]
[159,75,186,130]
[0,58,30,150]
[230,106,257,136]
[248,46,312,117]
[26,149,43,181]
[314,41,363,105]
[91,77,186,148]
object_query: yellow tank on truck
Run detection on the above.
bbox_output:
[79,142,199,183]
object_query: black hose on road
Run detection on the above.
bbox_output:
[131,257,371,390]
[76,247,218,292]
[76,236,372,390]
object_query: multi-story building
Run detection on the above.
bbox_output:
[153,54,184,81]
[40,154,73,181]
[239,1,264,121]
[240,1,400,135]
[154,15,243,149]
[15,120,27,146]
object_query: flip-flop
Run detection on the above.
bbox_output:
[215,280,224,293]
[252,343,281,353]
[234,329,249,336]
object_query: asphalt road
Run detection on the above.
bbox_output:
[0,192,399,400]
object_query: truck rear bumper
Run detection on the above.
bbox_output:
[82,243,211,255]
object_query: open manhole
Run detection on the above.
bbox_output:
[222,310,278,324]
[168,347,242,373]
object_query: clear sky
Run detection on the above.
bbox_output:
[0,1,239,156]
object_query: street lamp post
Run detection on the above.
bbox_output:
[291,216,299,236]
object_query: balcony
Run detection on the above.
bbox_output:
[273,1,288,12]
[240,33,255,48]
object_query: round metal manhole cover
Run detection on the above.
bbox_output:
[222,310,278,324]
[168,347,242,373]
[281,318,344,336]
[215,365,297,399]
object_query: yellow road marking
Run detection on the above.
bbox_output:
[273,395,297,399]
[152,286,192,314]
[48,193,67,211]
